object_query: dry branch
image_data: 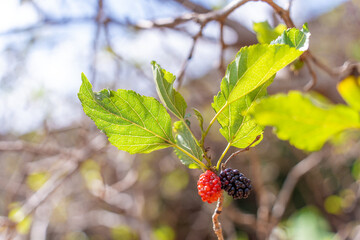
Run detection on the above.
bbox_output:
[271,151,324,222]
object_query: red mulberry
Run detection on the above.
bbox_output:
[197,170,222,203]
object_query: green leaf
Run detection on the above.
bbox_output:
[216,43,304,105]
[253,21,287,44]
[173,121,203,169]
[151,61,187,119]
[249,91,360,151]
[213,77,273,148]
[78,73,174,154]
[271,23,310,51]
[337,75,360,111]
[212,30,308,147]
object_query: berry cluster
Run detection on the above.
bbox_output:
[219,168,252,199]
[197,170,222,203]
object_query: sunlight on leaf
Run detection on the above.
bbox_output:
[337,75,360,111]
[213,26,308,148]
[271,23,310,51]
[151,61,187,119]
[173,121,203,169]
[78,73,174,154]
[253,21,287,44]
[249,91,360,151]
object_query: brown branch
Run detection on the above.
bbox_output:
[303,57,317,91]
[18,161,79,220]
[0,135,107,160]
[306,52,338,77]
[248,150,270,238]
[222,135,261,169]
[8,136,107,224]
[173,0,209,13]
[177,24,204,89]
[271,151,324,224]
[287,0,295,11]
[90,0,105,85]
[224,205,257,229]
[218,20,226,73]
[0,140,69,156]
[172,0,257,47]
[260,0,295,27]
[212,193,224,240]
[130,0,251,30]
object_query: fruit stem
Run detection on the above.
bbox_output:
[216,143,231,171]
[222,135,261,169]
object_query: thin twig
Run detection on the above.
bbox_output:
[225,205,257,229]
[0,140,71,156]
[303,57,317,91]
[91,0,104,85]
[307,52,338,77]
[173,0,208,13]
[249,150,270,239]
[287,0,295,11]
[128,0,251,29]
[177,24,204,89]
[212,193,224,240]
[218,20,226,73]
[260,0,295,28]
[271,151,324,223]
[222,135,261,170]
[18,161,79,220]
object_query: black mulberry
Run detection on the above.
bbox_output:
[219,168,252,199]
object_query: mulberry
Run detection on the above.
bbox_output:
[219,168,252,199]
[197,170,222,203]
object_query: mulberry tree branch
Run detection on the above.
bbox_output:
[212,193,225,240]
[271,151,324,224]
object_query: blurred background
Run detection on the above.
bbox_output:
[0,0,360,239]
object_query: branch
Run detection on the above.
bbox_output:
[260,0,295,27]
[12,136,107,223]
[127,0,251,30]
[303,57,317,91]
[306,52,339,77]
[173,0,209,13]
[222,135,261,169]
[224,205,257,229]
[271,151,324,222]
[172,0,257,46]
[177,24,204,89]
[212,193,224,240]
[18,161,79,220]
[0,17,93,35]
[219,20,226,73]
[0,140,69,156]
[248,150,270,238]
